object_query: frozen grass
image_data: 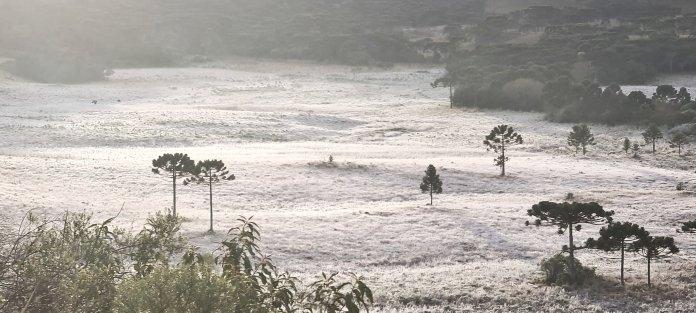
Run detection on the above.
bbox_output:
[1,60,695,311]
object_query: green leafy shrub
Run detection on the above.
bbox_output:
[540,254,597,287]
[0,213,373,312]
[114,259,265,313]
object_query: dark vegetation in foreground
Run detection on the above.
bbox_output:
[0,212,372,312]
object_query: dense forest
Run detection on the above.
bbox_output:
[442,0,696,126]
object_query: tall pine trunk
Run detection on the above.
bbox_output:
[209,171,214,232]
[449,84,453,109]
[172,172,177,217]
[647,256,652,288]
[568,223,574,260]
[501,141,506,176]
[620,241,625,285]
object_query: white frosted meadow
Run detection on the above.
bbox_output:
[1,60,695,312]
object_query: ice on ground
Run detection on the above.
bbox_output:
[1,60,695,311]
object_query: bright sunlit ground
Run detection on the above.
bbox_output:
[1,59,695,311]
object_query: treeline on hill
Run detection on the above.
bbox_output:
[443,1,696,126]
[0,0,489,83]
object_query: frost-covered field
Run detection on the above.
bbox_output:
[1,60,695,312]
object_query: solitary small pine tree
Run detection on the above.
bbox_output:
[526,201,614,260]
[642,125,663,153]
[185,160,235,232]
[631,235,678,288]
[567,124,596,155]
[152,153,196,217]
[484,125,523,176]
[668,132,688,155]
[585,222,649,285]
[420,165,443,205]
[623,138,631,154]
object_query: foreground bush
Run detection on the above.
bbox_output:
[0,213,372,312]
[540,254,597,287]
[114,261,265,312]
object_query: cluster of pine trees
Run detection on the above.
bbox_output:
[151,153,234,232]
[526,200,691,288]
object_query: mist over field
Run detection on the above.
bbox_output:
[2,1,696,312]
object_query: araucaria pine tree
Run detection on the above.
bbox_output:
[431,73,458,108]
[152,153,196,217]
[484,125,523,176]
[585,222,649,285]
[668,132,688,155]
[420,165,443,205]
[642,125,663,153]
[631,235,678,287]
[567,124,596,155]
[526,201,614,260]
[185,160,235,232]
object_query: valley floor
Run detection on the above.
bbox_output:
[1,59,695,312]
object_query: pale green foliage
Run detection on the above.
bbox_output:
[113,259,265,313]
[127,211,187,277]
[0,213,373,312]
[567,124,595,155]
[0,212,125,313]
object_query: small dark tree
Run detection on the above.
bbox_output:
[680,220,696,233]
[668,132,688,155]
[526,201,614,260]
[484,125,523,176]
[152,153,196,217]
[567,124,596,155]
[585,222,649,285]
[623,138,631,154]
[642,125,663,153]
[420,165,443,205]
[432,73,457,108]
[631,236,679,287]
[185,160,235,233]
[654,85,677,100]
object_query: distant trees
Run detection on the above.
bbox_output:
[152,153,196,217]
[632,236,679,287]
[186,160,235,233]
[420,165,443,205]
[526,201,614,259]
[668,132,688,155]
[567,124,596,155]
[642,125,663,153]
[585,222,648,285]
[484,125,523,176]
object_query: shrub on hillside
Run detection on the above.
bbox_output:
[540,254,597,287]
